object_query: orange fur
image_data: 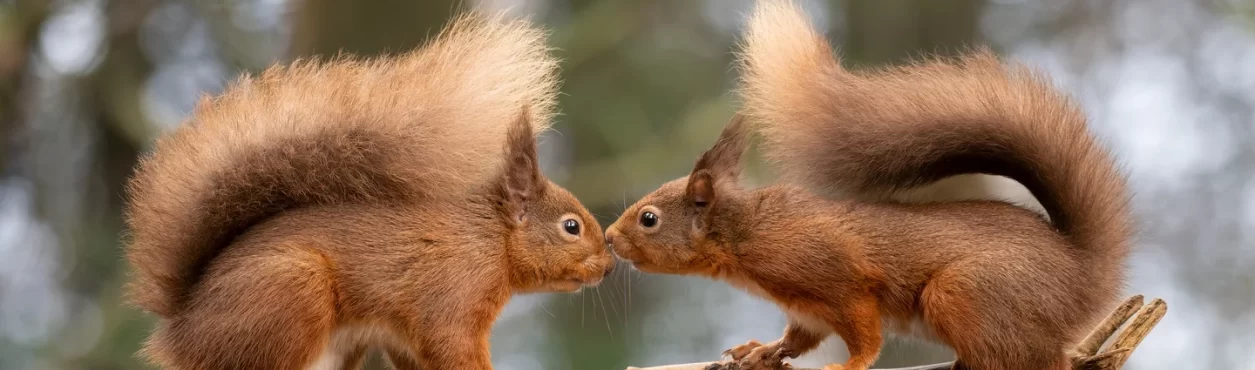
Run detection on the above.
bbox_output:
[606,1,1132,370]
[124,11,613,370]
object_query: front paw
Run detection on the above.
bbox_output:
[722,340,764,361]
[736,343,790,370]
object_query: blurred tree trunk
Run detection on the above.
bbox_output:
[61,0,152,298]
[0,0,50,172]
[12,0,160,368]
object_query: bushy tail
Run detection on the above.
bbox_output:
[738,0,1131,276]
[124,11,559,317]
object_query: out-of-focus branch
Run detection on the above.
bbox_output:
[627,295,1167,370]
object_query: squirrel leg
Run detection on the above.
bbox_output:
[820,296,883,370]
[141,248,338,370]
[735,321,827,369]
[776,318,828,358]
[407,331,494,370]
[398,304,498,370]
[921,269,1070,370]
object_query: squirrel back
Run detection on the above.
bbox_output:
[124,13,559,317]
[737,0,1132,286]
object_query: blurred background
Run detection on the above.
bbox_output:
[2,0,1254,369]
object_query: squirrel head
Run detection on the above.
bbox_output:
[496,109,614,293]
[606,115,752,276]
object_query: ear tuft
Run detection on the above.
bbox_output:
[692,114,751,179]
[685,114,750,209]
[499,106,544,224]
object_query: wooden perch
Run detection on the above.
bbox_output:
[626,295,1167,370]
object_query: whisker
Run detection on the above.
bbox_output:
[539,301,556,318]
[625,258,632,324]
[605,279,623,322]
[594,286,613,335]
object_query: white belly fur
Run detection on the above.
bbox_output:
[882,315,940,343]
[305,325,404,370]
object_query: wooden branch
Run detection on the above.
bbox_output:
[625,362,952,370]
[1072,295,1144,356]
[627,295,1167,370]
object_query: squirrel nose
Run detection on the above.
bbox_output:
[606,232,615,247]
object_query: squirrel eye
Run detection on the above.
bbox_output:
[562,219,580,236]
[640,211,658,228]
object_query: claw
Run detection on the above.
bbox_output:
[739,342,788,370]
[722,339,765,361]
[772,346,795,360]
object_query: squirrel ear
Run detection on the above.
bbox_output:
[499,107,544,225]
[686,170,716,231]
[691,114,750,180]
[687,115,749,230]
[687,169,715,208]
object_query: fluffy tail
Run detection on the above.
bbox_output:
[124,12,559,317]
[738,0,1131,274]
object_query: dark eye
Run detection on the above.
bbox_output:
[562,219,580,236]
[640,211,658,228]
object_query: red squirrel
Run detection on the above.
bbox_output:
[604,1,1132,369]
[123,12,614,370]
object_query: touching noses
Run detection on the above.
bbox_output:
[604,226,630,263]
[605,226,621,252]
[596,230,617,277]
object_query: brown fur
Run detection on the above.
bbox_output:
[123,12,614,370]
[605,1,1132,370]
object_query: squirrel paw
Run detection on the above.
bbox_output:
[735,342,790,370]
[722,339,765,361]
